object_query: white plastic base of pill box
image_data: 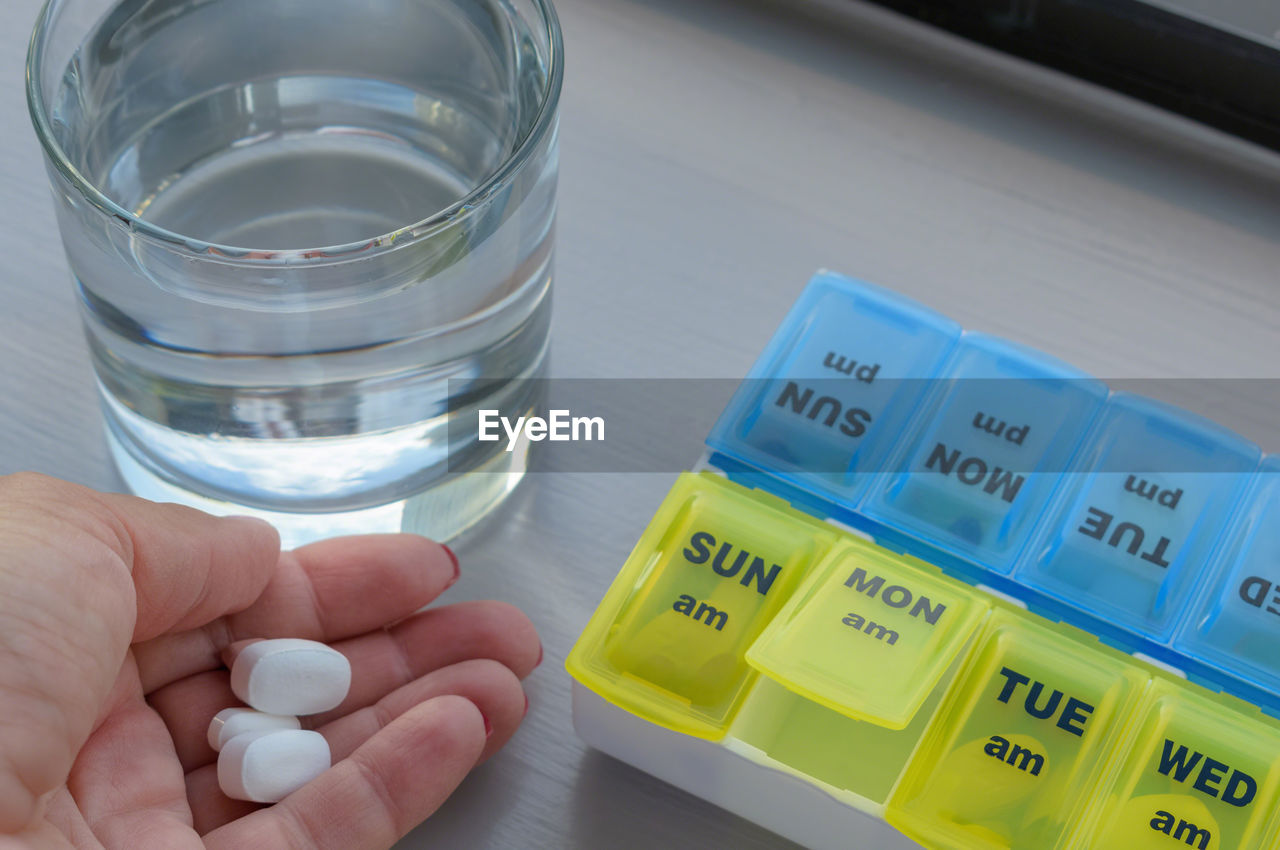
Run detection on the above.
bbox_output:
[571,683,922,849]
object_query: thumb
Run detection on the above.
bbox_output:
[0,473,279,833]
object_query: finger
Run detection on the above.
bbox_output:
[135,534,457,693]
[91,494,281,643]
[155,601,538,772]
[187,659,526,833]
[148,669,234,771]
[202,696,486,850]
[65,656,202,850]
[221,599,540,716]
[0,473,275,832]
[318,658,527,763]
[305,601,540,726]
[231,535,458,640]
[188,778,257,837]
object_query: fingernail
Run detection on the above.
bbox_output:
[483,714,494,738]
[442,544,460,584]
[523,693,529,717]
[535,644,543,669]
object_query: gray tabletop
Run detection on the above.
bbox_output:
[3,0,1280,848]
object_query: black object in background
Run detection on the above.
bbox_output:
[858,0,1280,153]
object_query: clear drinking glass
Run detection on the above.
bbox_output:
[27,0,563,545]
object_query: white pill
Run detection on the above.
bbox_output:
[217,729,331,803]
[230,638,352,715]
[207,707,300,752]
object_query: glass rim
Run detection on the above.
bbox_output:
[25,0,564,264]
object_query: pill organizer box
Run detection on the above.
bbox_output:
[566,271,1280,850]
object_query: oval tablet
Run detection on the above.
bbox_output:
[217,729,331,803]
[207,707,300,752]
[230,638,352,715]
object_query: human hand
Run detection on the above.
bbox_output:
[0,473,540,849]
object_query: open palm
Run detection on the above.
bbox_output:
[0,473,539,850]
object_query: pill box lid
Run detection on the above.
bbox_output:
[1095,392,1262,470]
[706,270,961,498]
[861,331,1109,573]
[1071,677,1280,850]
[565,472,840,740]
[745,540,991,729]
[885,608,1154,850]
[1016,391,1261,641]
[1174,453,1280,699]
[940,331,1103,382]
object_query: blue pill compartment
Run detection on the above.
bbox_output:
[861,333,1108,575]
[1175,456,1280,696]
[707,271,961,509]
[1014,393,1260,643]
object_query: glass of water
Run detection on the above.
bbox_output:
[27,0,563,545]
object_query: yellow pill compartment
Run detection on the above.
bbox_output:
[746,540,990,728]
[652,491,995,814]
[565,472,837,739]
[727,650,968,814]
[1071,680,1280,850]
[886,610,1151,850]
